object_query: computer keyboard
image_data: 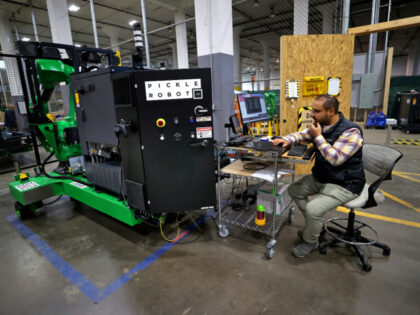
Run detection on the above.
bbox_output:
[302,146,315,160]
[288,144,307,157]
[227,136,251,146]
[254,141,286,153]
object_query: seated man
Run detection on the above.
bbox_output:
[273,94,365,258]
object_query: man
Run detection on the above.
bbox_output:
[273,94,365,258]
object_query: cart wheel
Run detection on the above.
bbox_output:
[319,247,327,255]
[266,247,275,259]
[362,263,372,272]
[15,201,32,220]
[218,226,230,238]
[382,248,391,256]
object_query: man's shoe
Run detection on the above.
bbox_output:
[292,241,319,258]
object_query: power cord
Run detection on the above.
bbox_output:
[43,195,63,205]
[159,212,180,242]
[41,150,93,187]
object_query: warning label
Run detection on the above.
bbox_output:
[196,116,212,122]
[196,127,212,139]
[70,181,88,189]
[15,182,39,192]
[74,93,80,107]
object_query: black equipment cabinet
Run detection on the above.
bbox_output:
[396,92,420,133]
[71,67,132,153]
[113,68,215,213]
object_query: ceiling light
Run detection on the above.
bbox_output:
[276,58,279,63]
[253,0,259,7]
[68,4,80,12]
[129,20,139,26]
[22,37,30,42]
[75,44,81,47]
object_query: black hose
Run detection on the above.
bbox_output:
[41,150,93,187]
[43,195,63,205]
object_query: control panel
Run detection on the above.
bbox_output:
[112,68,215,214]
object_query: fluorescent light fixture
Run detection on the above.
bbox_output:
[0,60,5,69]
[68,4,80,12]
[22,37,30,41]
[129,20,138,26]
[75,44,81,47]
[253,0,259,7]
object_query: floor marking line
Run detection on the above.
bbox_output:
[336,207,420,228]
[7,208,217,303]
[393,171,420,176]
[392,172,420,184]
[378,189,420,213]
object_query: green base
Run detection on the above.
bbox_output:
[9,173,143,226]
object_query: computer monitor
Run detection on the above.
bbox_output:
[237,93,268,124]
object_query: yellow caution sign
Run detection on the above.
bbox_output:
[298,106,313,131]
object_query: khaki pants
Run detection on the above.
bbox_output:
[288,174,358,243]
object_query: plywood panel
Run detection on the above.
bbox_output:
[348,16,420,36]
[382,47,394,115]
[279,34,355,174]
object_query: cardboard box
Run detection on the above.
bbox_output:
[257,183,291,216]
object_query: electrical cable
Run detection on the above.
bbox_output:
[159,212,180,242]
[41,150,93,186]
[42,195,63,205]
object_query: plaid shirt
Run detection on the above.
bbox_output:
[283,126,363,166]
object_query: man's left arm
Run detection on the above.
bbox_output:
[313,128,363,166]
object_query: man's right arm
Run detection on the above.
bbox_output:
[282,128,314,145]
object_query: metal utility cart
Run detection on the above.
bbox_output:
[216,142,311,259]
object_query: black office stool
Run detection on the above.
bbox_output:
[319,144,403,271]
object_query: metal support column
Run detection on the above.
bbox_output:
[29,0,39,41]
[89,0,99,48]
[140,0,151,69]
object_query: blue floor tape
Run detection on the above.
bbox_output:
[7,209,216,303]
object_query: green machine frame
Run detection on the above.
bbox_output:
[8,41,144,226]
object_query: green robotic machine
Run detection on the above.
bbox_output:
[9,41,144,226]
[9,40,216,233]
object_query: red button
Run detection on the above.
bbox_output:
[156,118,166,128]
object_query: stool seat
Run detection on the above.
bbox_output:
[319,143,403,271]
[344,184,385,209]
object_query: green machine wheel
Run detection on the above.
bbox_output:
[15,201,43,219]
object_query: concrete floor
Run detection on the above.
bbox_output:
[0,127,419,314]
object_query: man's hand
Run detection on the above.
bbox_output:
[309,121,322,138]
[273,138,290,148]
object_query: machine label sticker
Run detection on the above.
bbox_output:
[74,93,80,107]
[70,182,88,189]
[196,116,212,122]
[15,182,39,192]
[145,79,202,101]
[196,127,212,139]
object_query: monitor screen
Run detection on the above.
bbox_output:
[237,93,268,124]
